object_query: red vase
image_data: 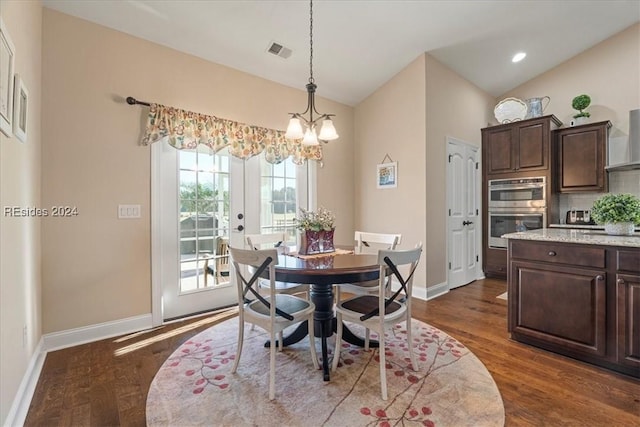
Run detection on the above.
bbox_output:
[299,230,321,255]
[320,229,335,253]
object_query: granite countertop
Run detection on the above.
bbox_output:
[502,228,640,248]
[549,224,603,230]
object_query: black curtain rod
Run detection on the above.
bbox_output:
[126,96,150,107]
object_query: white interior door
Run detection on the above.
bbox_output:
[447,138,480,289]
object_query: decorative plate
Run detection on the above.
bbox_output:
[494,98,528,124]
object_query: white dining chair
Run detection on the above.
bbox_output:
[245,232,310,299]
[229,246,319,400]
[332,243,422,400]
[334,231,401,347]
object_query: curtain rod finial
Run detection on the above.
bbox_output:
[126,96,137,105]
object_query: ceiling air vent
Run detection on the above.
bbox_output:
[266,41,292,59]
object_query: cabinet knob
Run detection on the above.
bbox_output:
[617,278,625,285]
[595,275,604,282]
[547,251,556,256]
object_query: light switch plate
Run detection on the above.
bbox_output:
[118,204,141,219]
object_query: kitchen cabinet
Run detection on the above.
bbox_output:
[482,115,561,175]
[507,235,640,378]
[616,250,640,370]
[555,121,611,193]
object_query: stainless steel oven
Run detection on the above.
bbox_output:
[488,208,546,249]
[488,177,546,208]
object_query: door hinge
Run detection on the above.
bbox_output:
[476,208,479,215]
[475,162,479,169]
[449,262,451,270]
[476,255,479,262]
[448,154,452,163]
[448,209,451,216]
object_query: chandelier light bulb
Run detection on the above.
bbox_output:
[302,127,319,146]
[285,117,304,139]
[318,118,339,141]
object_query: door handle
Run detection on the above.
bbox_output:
[462,221,474,226]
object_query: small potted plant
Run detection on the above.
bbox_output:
[571,94,591,125]
[295,207,336,254]
[591,193,640,235]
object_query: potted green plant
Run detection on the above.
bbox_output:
[571,94,591,125]
[591,193,640,235]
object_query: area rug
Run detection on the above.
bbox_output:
[147,317,504,427]
[496,292,508,300]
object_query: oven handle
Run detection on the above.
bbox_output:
[488,183,545,191]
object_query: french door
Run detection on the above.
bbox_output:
[151,140,310,322]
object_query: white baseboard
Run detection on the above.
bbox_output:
[426,281,449,300]
[43,313,153,352]
[3,338,46,427]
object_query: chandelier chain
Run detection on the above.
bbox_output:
[308,0,314,84]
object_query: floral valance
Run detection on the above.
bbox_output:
[141,103,322,165]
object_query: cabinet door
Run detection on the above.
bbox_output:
[484,127,514,174]
[556,122,608,193]
[516,120,548,171]
[616,273,640,369]
[509,261,606,356]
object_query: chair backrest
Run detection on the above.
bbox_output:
[229,247,294,320]
[245,232,287,250]
[216,237,230,277]
[354,231,401,254]
[358,243,422,322]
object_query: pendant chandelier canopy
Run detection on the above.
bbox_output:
[285,0,339,146]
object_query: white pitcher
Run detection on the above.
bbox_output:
[525,96,550,119]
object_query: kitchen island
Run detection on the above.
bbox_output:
[503,228,639,378]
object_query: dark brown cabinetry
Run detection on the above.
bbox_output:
[508,239,640,378]
[481,116,561,278]
[483,116,561,175]
[555,121,611,193]
[616,250,640,370]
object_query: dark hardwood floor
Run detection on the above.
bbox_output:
[25,279,639,426]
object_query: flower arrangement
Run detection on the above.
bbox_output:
[295,207,335,231]
[591,193,640,225]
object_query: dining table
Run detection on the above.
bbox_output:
[261,248,381,381]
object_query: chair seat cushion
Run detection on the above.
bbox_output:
[338,295,402,317]
[248,294,312,318]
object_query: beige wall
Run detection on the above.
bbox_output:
[41,9,354,333]
[424,55,495,286]
[354,55,427,285]
[0,0,42,423]
[354,54,494,290]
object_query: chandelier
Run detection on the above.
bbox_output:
[285,0,339,145]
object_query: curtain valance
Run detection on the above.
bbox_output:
[141,103,322,165]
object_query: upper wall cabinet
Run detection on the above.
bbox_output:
[482,116,562,175]
[554,121,611,193]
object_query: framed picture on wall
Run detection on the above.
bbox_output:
[13,74,28,143]
[376,161,398,189]
[0,17,15,138]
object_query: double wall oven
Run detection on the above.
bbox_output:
[488,177,546,249]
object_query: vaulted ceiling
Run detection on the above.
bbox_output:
[42,0,640,106]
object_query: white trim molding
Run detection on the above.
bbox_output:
[426,282,449,300]
[43,313,153,352]
[3,338,46,427]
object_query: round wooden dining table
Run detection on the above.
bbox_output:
[264,250,381,381]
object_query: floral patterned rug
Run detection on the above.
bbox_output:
[146,317,504,427]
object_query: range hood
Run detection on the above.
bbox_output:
[607,109,640,171]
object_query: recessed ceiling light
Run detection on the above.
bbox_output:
[512,52,527,63]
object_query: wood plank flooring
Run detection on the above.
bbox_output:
[25,279,639,426]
